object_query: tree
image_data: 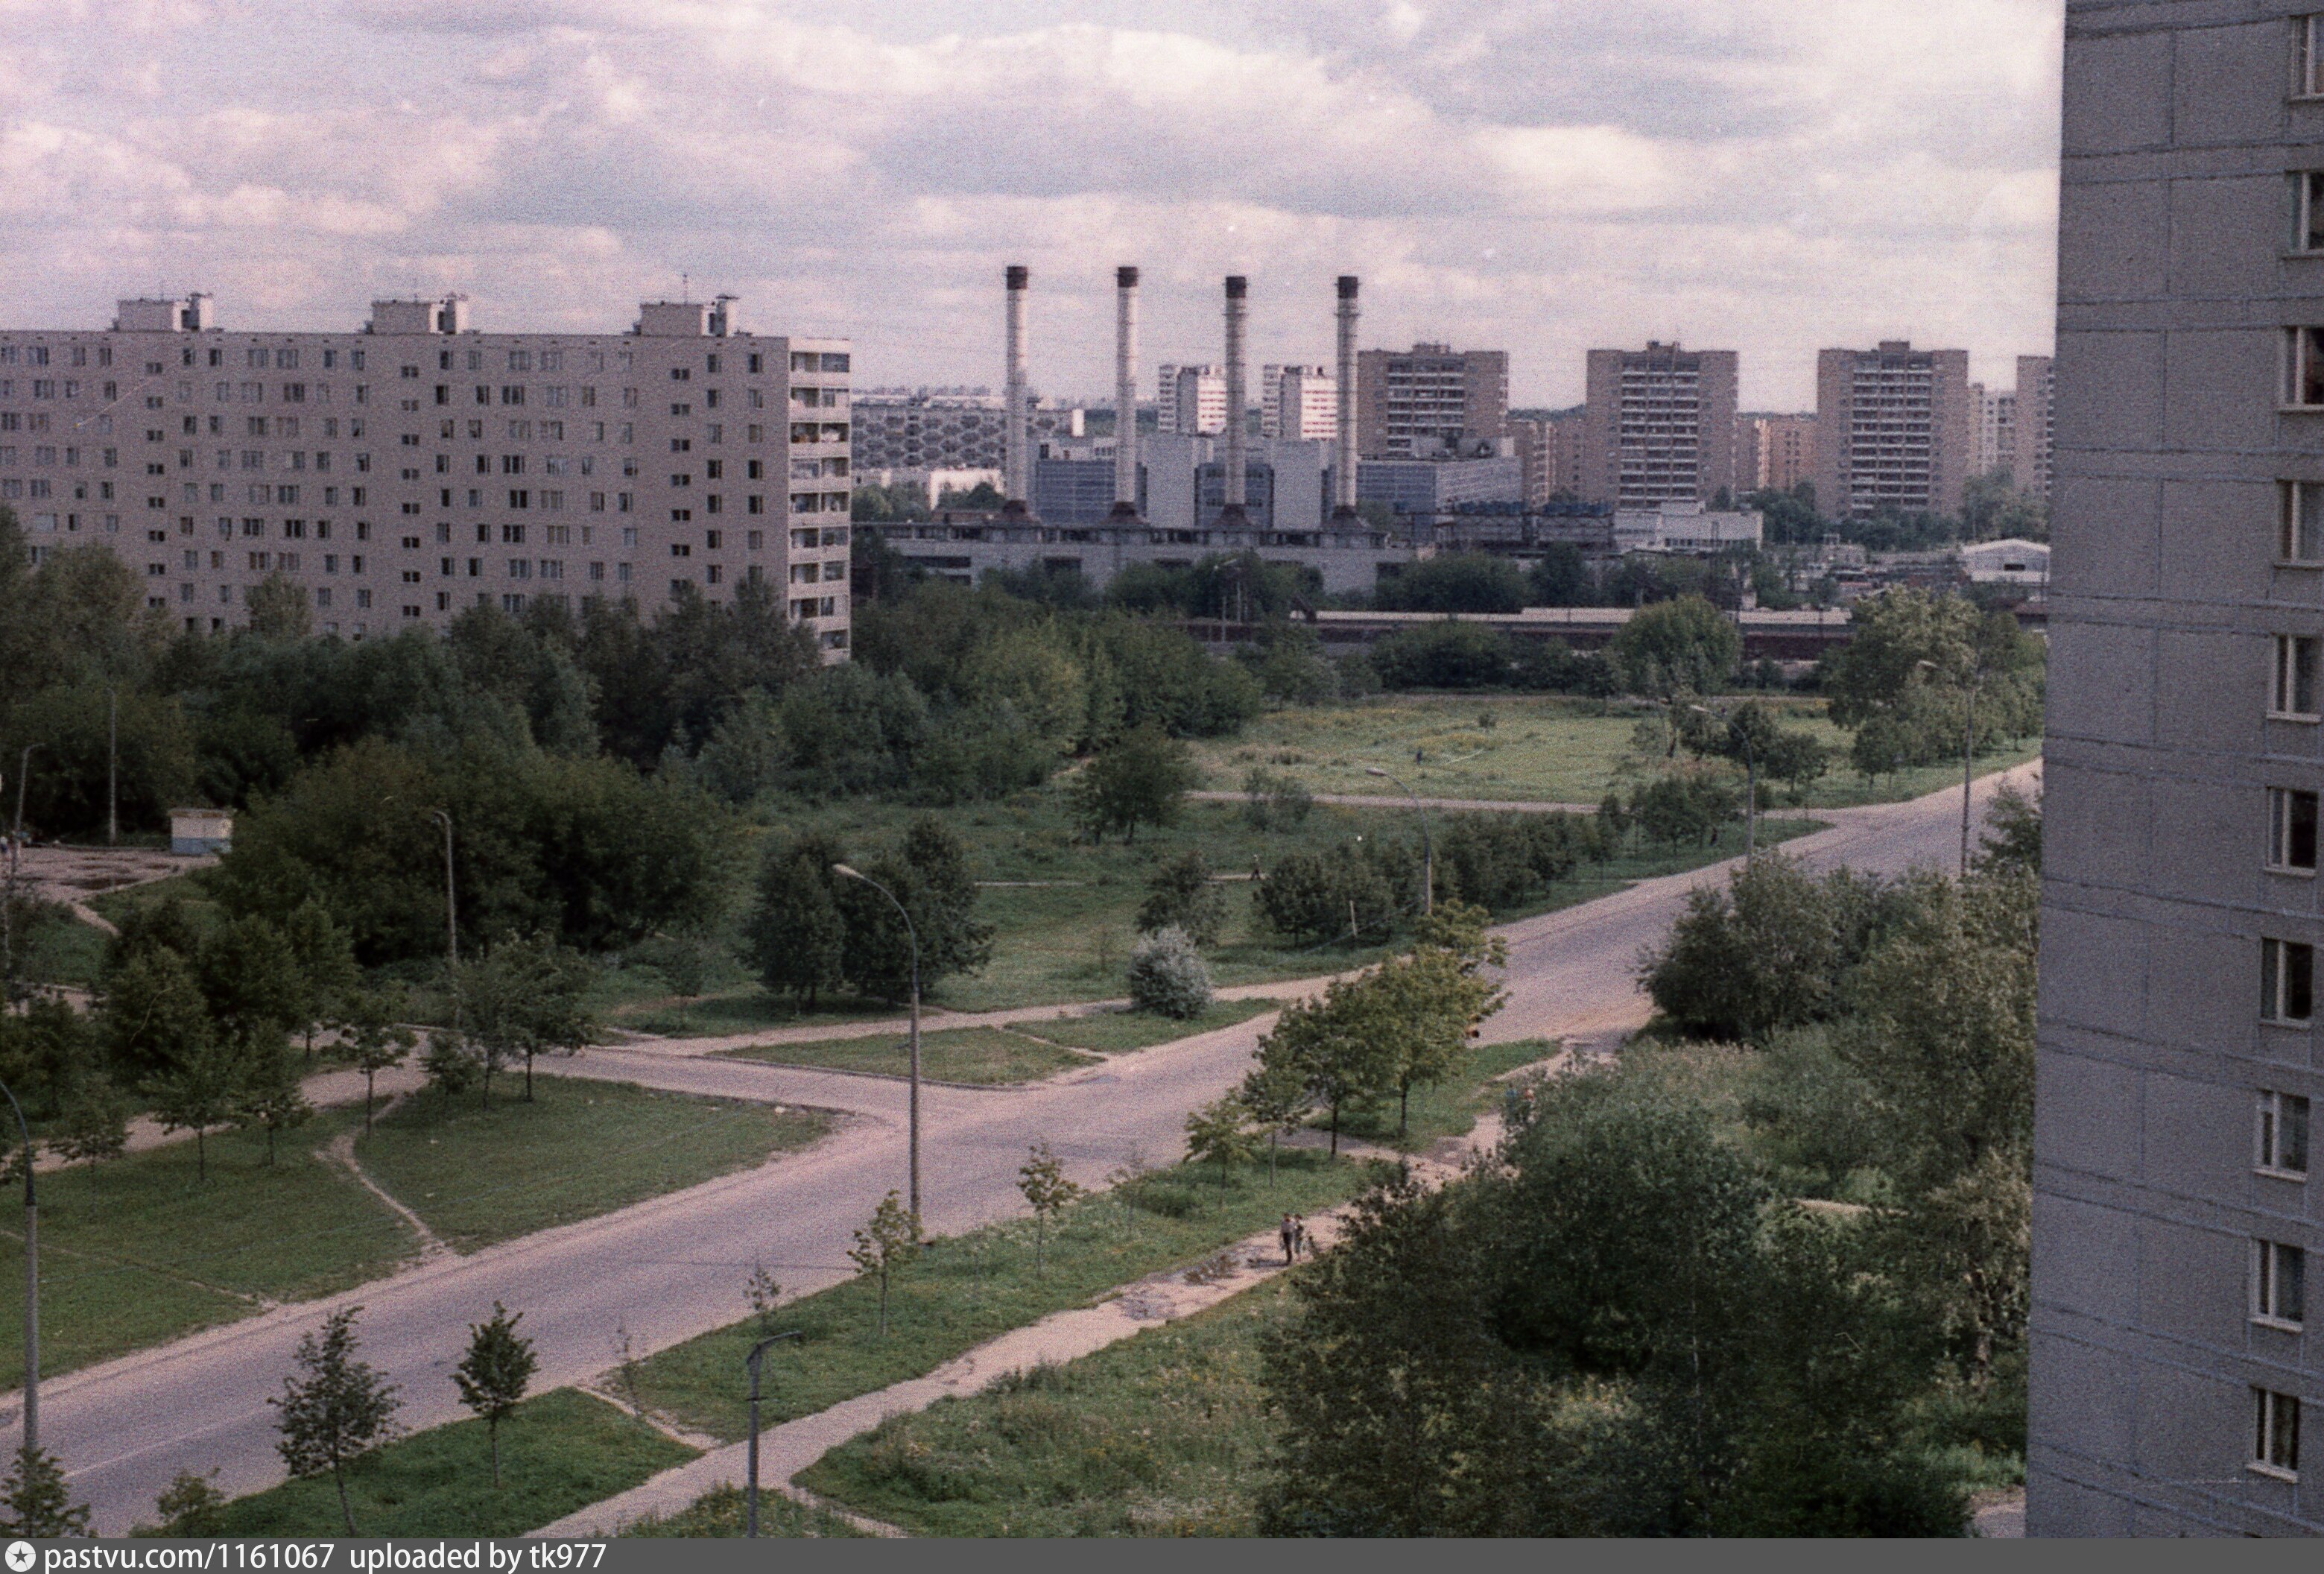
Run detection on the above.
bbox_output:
[1679,700,1828,833]
[1373,553,1529,614]
[1608,595,1740,706]
[1137,849,1226,948]
[1640,852,1890,1043]
[832,829,994,1006]
[0,1445,91,1537]
[245,571,314,639]
[1127,926,1212,1020]
[147,1470,227,1536]
[741,833,847,1010]
[1068,722,1198,844]
[452,1301,538,1488]
[280,899,361,1059]
[1238,1055,1312,1186]
[1016,1140,1082,1277]
[1183,1095,1256,1203]
[422,1029,479,1105]
[1367,621,1516,690]
[146,1037,249,1182]
[745,1262,784,1337]
[1529,543,1595,607]
[1370,902,1507,1137]
[1975,785,2042,877]
[455,934,598,1105]
[194,912,308,1055]
[642,931,718,1030]
[54,1074,130,1191]
[101,946,215,1083]
[235,1045,313,1166]
[272,1306,402,1536]
[1253,979,1399,1157]
[849,1190,921,1339]
[343,989,417,1133]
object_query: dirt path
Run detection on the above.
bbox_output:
[314,1091,450,1262]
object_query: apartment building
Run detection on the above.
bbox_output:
[1973,382,2017,476]
[1811,341,1973,519]
[2030,4,2324,1535]
[1577,342,1741,508]
[0,294,853,650]
[1741,411,1816,493]
[2016,353,2057,499]
[1261,364,1337,440]
[1156,364,1227,435]
[1355,344,1509,460]
[852,388,1080,473]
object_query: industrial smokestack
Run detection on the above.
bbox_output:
[1004,265,1030,507]
[1111,266,1140,516]
[1332,275,1360,517]
[1221,276,1248,518]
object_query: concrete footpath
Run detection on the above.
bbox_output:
[531,1129,1489,1538]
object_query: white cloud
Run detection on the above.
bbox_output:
[0,0,2063,404]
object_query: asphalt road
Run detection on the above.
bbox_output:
[39,765,2035,1532]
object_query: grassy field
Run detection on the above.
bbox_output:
[800,1276,1294,1536]
[721,1025,1098,1085]
[601,794,1820,1028]
[177,1388,696,1537]
[1012,1001,1272,1053]
[629,1148,1384,1445]
[625,1484,867,1539]
[0,1078,828,1388]
[1187,694,2038,810]
[360,1075,831,1252]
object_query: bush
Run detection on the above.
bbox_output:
[1137,851,1226,948]
[1121,1179,1202,1219]
[1368,622,1516,690]
[1254,838,1416,944]
[1434,812,1589,911]
[1241,768,1314,832]
[1127,926,1212,1019]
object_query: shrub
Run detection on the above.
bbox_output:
[1137,850,1227,948]
[1253,838,1416,944]
[1240,768,1314,832]
[1121,1179,1202,1218]
[1368,622,1516,690]
[1127,926,1212,1019]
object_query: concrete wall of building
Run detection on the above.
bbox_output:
[0,295,850,653]
[2032,2,2324,1537]
[1580,344,1740,507]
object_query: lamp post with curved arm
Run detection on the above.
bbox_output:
[834,864,920,1219]
[1364,767,1433,915]
[0,1079,39,1453]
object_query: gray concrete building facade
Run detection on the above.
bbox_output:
[2031,1,2324,1535]
[0,294,853,651]
[1578,341,1741,507]
[1813,340,1973,518]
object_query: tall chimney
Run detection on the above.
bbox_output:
[1221,275,1249,517]
[1111,266,1140,516]
[1332,275,1360,517]
[1004,265,1030,506]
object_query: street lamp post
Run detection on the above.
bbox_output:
[1691,704,1758,862]
[429,810,457,970]
[1363,767,1433,915]
[1918,659,1981,879]
[12,745,41,841]
[0,1080,39,1454]
[833,864,921,1219]
[743,1330,803,1538]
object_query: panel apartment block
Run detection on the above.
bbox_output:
[1355,344,1509,459]
[0,295,853,649]
[1578,343,1740,507]
[1811,340,1973,518]
[2030,2,2324,1536]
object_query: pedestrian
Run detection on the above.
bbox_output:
[1279,1213,1296,1265]
[1291,1214,1310,1259]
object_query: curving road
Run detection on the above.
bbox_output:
[38,764,2035,1532]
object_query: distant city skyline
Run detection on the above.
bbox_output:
[0,0,2063,408]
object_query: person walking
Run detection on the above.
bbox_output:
[1291,1214,1310,1260]
[1279,1213,1296,1265]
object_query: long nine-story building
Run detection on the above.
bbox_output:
[2033,1,2324,1535]
[0,294,855,652]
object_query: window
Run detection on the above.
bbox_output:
[2270,786,2320,872]
[2282,482,2324,562]
[2260,1091,2311,1178]
[2264,939,2315,1024]
[2275,636,2320,718]
[2287,328,2324,408]
[2254,1388,2301,1481]
[2256,1240,2307,1330]
[2297,173,2324,254]
[2303,14,2324,98]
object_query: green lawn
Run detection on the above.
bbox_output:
[629,1148,1387,1445]
[359,1075,831,1252]
[718,1025,1097,1085]
[625,1485,868,1539]
[1333,1037,1557,1150]
[179,1388,696,1538]
[1187,694,2038,810]
[0,1078,828,1388]
[604,794,1820,1026]
[800,1276,1294,1537]
[13,907,108,993]
[1012,1001,1273,1053]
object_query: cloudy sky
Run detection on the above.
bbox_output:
[0,0,2063,408]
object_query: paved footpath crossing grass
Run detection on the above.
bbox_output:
[1010,1001,1273,1054]
[718,1025,1098,1086]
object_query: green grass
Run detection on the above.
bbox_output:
[1187,693,2038,811]
[1332,1037,1557,1150]
[624,1485,869,1539]
[13,906,107,991]
[800,1275,1295,1537]
[718,1025,1096,1085]
[630,1148,1386,1445]
[1013,1001,1273,1053]
[359,1075,830,1252]
[186,1388,696,1537]
[0,1109,414,1390]
[86,871,221,930]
